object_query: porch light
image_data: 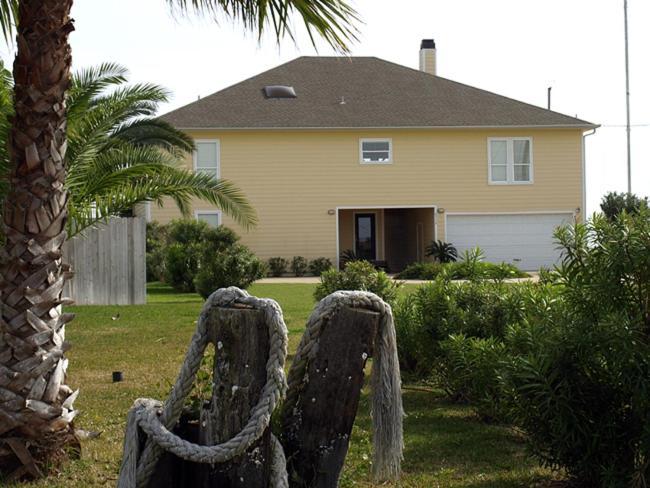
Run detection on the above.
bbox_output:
[327,209,336,215]
[437,208,445,214]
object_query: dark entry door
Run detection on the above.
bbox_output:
[355,213,376,261]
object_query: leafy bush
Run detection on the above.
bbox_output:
[162,219,262,294]
[501,210,650,486]
[393,277,534,378]
[194,244,266,298]
[439,334,508,422]
[395,262,443,280]
[291,256,308,277]
[314,260,401,304]
[600,191,648,220]
[425,240,458,263]
[164,242,202,292]
[308,257,333,276]
[146,222,169,282]
[267,257,288,277]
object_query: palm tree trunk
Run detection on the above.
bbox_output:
[0,0,77,478]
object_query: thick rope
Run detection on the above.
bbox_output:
[282,291,404,481]
[117,287,288,488]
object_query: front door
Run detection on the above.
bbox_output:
[355,213,376,261]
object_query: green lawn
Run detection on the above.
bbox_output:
[18,283,554,487]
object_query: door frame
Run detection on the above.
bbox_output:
[335,205,438,270]
[353,212,378,261]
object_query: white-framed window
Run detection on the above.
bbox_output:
[194,139,220,177]
[488,137,533,184]
[360,138,392,164]
[195,210,221,228]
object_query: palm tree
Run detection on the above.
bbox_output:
[0,61,257,237]
[0,0,357,479]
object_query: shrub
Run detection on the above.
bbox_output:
[291,256,308,277]
[194,244,266,298]
[600,191,648,220]
[267,257,288,277]
[501,210,650,486]
[425,240,458,263]
[308,257,333,276]
[395,262,442,280]
[146,222,168,282]
[438,334,509,422]
[164,242,202,292]
[162,219,261,294]
[314,260,401,304]
[339,249,361,268]
[393,277,533,378]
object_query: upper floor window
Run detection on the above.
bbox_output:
[488,137,533,184]
[360,139,392,164]
[194,139,220,177]
[196,210,221,228]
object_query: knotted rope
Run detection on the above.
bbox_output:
[117,287,289,488]
[282,290,404,481]
[117,288,402,487]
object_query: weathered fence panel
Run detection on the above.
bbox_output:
[63,217,146,305]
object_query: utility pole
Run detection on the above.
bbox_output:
[624,0,632,193]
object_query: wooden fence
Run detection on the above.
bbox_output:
[63,217,146,305]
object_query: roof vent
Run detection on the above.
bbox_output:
[263,85,297,99]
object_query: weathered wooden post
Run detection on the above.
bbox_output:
[282,306,379,487]
[281,291,403,488]
[147,304,272,488]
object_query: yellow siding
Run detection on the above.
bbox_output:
[150,129,584,262]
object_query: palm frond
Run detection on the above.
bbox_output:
[166,0,360,53]
[112,118,194,155]
[0,0,17,43]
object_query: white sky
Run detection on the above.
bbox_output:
[2,0,648,214]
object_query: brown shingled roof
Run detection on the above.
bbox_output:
[160,56,596,129]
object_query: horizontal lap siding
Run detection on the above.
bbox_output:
[150,129,583,261]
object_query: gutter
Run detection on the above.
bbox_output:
[172,124,600,132]
[582,128,597,220]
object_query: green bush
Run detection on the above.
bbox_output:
[194,244,266,298]
[308,257,333,276]
[314,260,401,304]
[146,222,168,282]
[500,210,650,486]
[291,256,308,277]
[393,277,533,378]
[395,262,442,280]
[267,257,288,277]
[439,334,508,422]
[164,242,202,292]
[162,219,261,294]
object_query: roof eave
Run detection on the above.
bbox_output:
[171,124,599,131]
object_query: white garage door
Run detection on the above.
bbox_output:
[446,213,574,271]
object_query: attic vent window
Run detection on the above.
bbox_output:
[263,85,296,99]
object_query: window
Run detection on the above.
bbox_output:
[194,140,220,177]
[360,139,392,164]
[488,137,533,184]
[196,211,221,227]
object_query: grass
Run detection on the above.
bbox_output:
[15,283,554,487]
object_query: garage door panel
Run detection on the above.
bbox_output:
[446,213,573,271]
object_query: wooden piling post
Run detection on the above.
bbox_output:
[281,305,380,488]
[148,304,271,488]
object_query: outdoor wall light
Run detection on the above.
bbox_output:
[575,207,581,214]
[437,208,445,214]
[327,209,336,215]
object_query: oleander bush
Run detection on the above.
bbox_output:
[160,219,264,294]
[267,257,289,277]
[308,257,333,276]
[314,260,401,304]
[291,256,308,277]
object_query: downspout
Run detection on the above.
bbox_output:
[581,128,597,221]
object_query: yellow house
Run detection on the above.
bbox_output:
[154,40,597,271]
